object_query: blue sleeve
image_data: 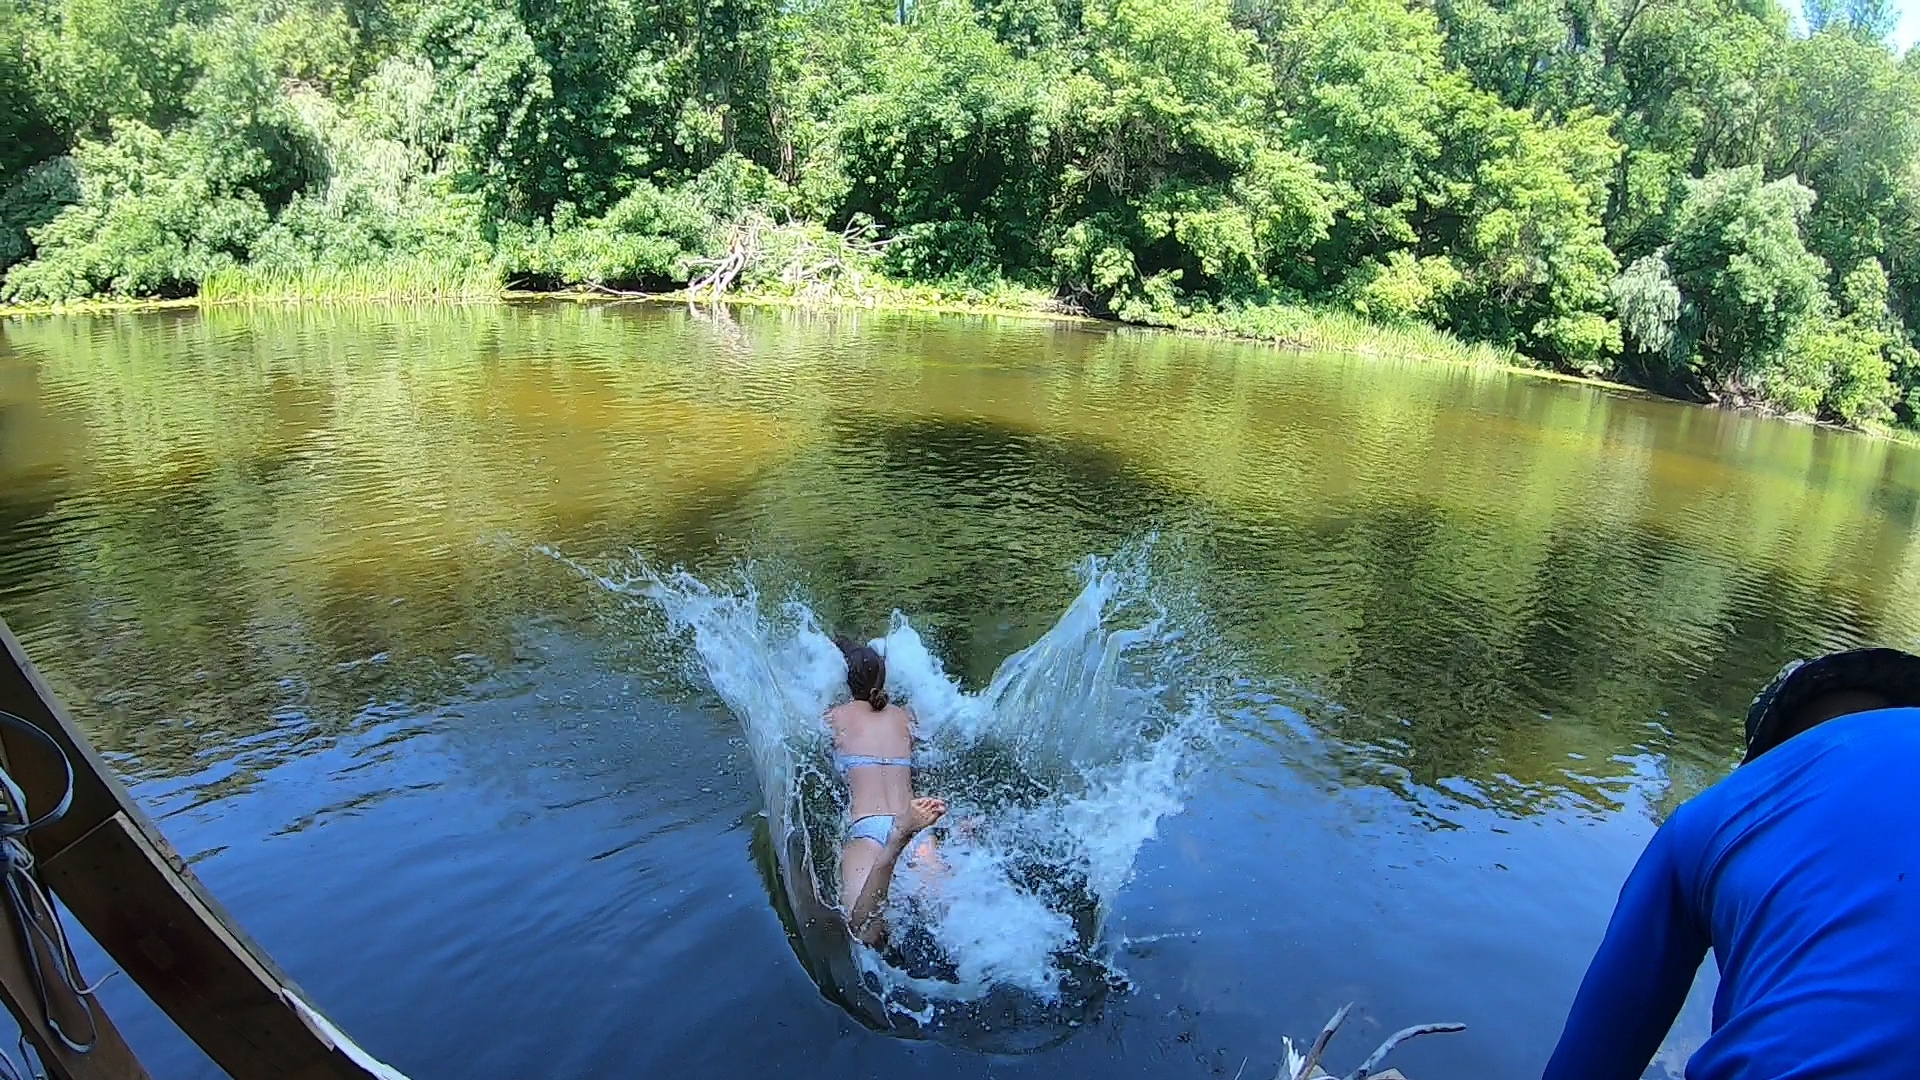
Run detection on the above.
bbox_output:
[1543,816,1711,1080]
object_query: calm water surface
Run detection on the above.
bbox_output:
[3,302,1919,1079]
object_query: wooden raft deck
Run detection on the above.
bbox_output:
[0,616,408,1080]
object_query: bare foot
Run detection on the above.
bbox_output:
[892,797,947,845]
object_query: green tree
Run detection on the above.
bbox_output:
[1261,0,1453,272]
[1592,0,1785,257]
[1612,249,1683,379]
[1764,29,1920,297]
[1435,0,1576,108]
[2,121,271,300]
[1446,105,1623,368]
[0,156,78,273]
[23,0,199,137]
[1772,258,1917,425]
[2,0,1920,430]
[1052,0,1331,309]
[1664,166,1828,388]
[827,0,1063,277]
[0,0,64,182]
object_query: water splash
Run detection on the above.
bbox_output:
[551,539,1219,1045]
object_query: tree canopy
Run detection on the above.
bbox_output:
[5,0,1920,425]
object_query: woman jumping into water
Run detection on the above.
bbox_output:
[829,638,947,946]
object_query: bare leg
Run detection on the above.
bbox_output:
[844,797,946,945]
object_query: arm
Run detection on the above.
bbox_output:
[1544,819,1710,1080]
[846,797,945,945]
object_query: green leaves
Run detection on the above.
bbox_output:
[0,156,77,273]
[503,181,717,286]
[1048,0,1335,306]
[1768,316,1899,423]
[0,0,1918,427]
[412,0,553,215]
[827,0,1060,274]
[1345,251,1465,325]
[22,0,198,137]
[1666,166,1828,384]
[1773,259,1918,424]
[2,121,271,300]
[1612,250,1682,367]
[0,0,65,183]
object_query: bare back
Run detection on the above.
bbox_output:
[827,700,915,819]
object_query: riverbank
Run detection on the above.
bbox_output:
[0,272,1535,359]
[0,284,1855,433]
[697,291,1690,407]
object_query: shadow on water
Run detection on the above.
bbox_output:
[2,317,1914,809]
[5,303,1920,1076]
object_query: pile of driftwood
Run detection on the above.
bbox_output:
[1276,1004,1464,1080]
[685,215,763,301]
[686,214,897,304]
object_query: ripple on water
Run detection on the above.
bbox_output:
[3,304,1918,1077]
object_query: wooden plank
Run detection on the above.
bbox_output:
[42,815,404,1080]
[0,845,150,1080]
[0,628,149,868]
[0,619,406,1080]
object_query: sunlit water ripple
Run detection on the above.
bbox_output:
[3,301,1919,1078]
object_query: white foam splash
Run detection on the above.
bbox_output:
[559,540,1217,1018]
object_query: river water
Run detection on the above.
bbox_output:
[2,302,1918,1079]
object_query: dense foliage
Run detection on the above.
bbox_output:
[4,0,1920,423]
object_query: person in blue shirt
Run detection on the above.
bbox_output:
[1545,647,1920,1080]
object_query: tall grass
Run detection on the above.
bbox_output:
[1163,302,1520,369]
[89,244,1519,378]
[723,275,1065,319]
[198,260,503,304]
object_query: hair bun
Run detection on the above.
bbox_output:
[840,639,889,711]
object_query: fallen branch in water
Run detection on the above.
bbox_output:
[1291,1003,1352,1080]
[577,281,653,301]
[687,216,762,303]
[1346,1023,1469,1080]
[687,214,901,305]
[1279,1004,1466,1080]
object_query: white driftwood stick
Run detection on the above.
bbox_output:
[1344,1022,1467,1080]
[1292,1004,1353,1080]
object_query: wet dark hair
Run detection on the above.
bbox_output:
[836,638,889,711]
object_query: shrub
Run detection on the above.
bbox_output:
[0,156,79,273]
[505,184,718,287]
[2,122,269,301]
[1769,317,1900,424]
[1666,167,1829,384]
[1612,252,1682,363]
[1345,251,1464,325]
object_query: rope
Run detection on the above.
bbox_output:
[0,1033,46,1080]
[0,709,113,1057]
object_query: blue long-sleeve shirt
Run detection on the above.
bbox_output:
[1545,707,1920,1080]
